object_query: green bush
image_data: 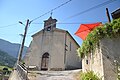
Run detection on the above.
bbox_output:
[78,18,120,58]
[80,71,101,80]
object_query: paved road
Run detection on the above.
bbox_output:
[28,69,81,80]
[9,70,22,80]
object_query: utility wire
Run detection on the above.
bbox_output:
[28,22,57,35]
[0,0,116,29]
[29,0,72,23]
[0,20,27,29]
[0,23,18,28]
[31,21,107,24]
[0,0,72,29]
[27,20,107,35]
[28,0,115,34]
[0,0,112,29]
[67,0,118,19]
[27,0,72,35]
[0,0,115,34]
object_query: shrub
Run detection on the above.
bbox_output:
[78,18,120,58]
[80,71,101,80]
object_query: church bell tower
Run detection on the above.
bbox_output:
[44,17,57,31]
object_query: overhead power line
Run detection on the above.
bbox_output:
[0,0,72,28]
[30,0,72,23]
[31,21,107,25]
[27,20,107,35]
[0,0,115,30]
[67,0,118,19]
[0,23,18,28]
[0,20,27,29]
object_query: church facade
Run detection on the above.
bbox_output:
[24,17,81,71]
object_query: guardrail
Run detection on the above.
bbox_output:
[117,62,120,80]
[16,62,28,80]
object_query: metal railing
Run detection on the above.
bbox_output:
[16,62,28,80]
[116,61,120,80]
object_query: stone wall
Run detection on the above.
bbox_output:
[100,38,120,80]
[82,37,120,80]
[82,47,104,79]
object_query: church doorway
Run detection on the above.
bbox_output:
[41,52,49,70]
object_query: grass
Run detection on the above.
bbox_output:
[0,65,13,80]
[0,65,13,71]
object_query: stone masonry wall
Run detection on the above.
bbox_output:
[82,37,120,80]
[100,38,120,80]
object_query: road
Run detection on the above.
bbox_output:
[28,69,81,80]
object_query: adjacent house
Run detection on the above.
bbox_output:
[111,8,120,19]
[24,17,82,71]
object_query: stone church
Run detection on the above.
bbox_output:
[24,17,81,71]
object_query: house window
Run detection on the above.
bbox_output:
[86,59,88,65]
[65,44,68,51]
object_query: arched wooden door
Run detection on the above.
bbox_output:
[41,53,49,70]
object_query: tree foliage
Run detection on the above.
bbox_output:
[77,18,120,58]
[0,50,17,67]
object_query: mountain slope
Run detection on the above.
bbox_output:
[0,39,28,58]
[0,49,17,67]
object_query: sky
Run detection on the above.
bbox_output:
[0,0,120,47]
